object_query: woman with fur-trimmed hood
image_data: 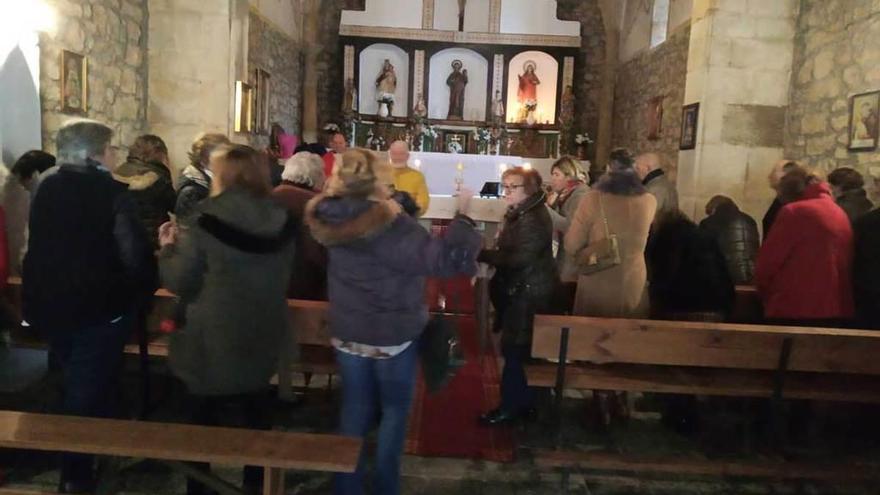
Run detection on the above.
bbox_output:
[305,148,480,495]
[565,148,656,318]
[112,135,177,248]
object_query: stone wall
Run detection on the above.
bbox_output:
[612,23,690,168]
[784,0,880,184]
[556,0,607,163]
[40,0,148,153]
[315,0,345,130]
[248,11,303,149]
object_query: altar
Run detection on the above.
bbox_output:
[373,151,563,223]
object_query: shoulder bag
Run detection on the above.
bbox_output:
[577,193,622,276]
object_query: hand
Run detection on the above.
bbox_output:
[456,187,474,216]
[158,221,178,248]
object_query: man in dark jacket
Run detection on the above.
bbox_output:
[23,119,157,493]
[828,167,874,224]
[853,208,880,329]
[699,195,760,285]
[647,210,735,319]
[112,135,177,248]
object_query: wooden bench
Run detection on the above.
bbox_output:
[0,410,360,495]
[526,314,880,488]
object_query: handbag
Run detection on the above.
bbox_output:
[419,281,466,393]
[578,194,622,276]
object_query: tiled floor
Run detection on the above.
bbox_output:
[1,351,879,494]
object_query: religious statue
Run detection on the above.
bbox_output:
[375,59,397,114]
[446,60,468,120]
[517,60,540,122]
[342,77,358,114]
[413,93,427,120]
[491,90,505,124]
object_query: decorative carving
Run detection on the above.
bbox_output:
[339,25,580,47]
[488,0,502,33]
[422,0,435,29]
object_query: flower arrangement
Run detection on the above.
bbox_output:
[574,133,594,146]
[323,122,340,133]
[524,99,538,112]
[377,93,395,105]
[473,127,491,144]
[422,124,438,139]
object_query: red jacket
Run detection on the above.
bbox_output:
[755,182,854,320]
[322,152,336,178]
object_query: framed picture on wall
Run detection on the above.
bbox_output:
[60,50,87,114]
[234,81,254,133]
[848,90,880,151]
[679,102,699,150]
[254,68,271,134]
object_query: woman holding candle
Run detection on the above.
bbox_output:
[478,166,557,426]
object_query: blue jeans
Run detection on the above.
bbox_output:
[334,343,418,495]
[501,344,536,412]
[48,315,131,484]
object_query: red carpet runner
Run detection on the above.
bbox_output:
[405,278,515,462]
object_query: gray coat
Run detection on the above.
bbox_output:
[160,187,296,396]
[644,170,679,220]
[548,183,589,282]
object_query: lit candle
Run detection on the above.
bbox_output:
[455,162,464,193]
[523,162,532,170]
[413,159,421,170]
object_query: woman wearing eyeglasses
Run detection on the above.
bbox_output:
[478,167,557,426]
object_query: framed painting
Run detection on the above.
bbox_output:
[254,68,271,134]
[679,102,699,150]
[848,90,880,151]
[60,50,87,114]
[234,81,254,133]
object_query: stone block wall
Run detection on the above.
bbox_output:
[40,0,148,154]
[248,11,303,149]
[612,23,690,168]
[784,0,880,187]
[557,0,606,163]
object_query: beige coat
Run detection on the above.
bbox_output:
[564,190,656,318]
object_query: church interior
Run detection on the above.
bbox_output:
[1,0,880,494]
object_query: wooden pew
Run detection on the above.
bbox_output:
[0,410,360,495]
[526,314,880,487]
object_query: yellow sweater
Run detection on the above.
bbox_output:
[393,166,430,216]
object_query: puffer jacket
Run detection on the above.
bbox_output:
[160,187,296,396]
[305,195,480,347]
[698,202,760,285]
[113,158,177,248]
[175,165,211,223]
[480,191,558,346]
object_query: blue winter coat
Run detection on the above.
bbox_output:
[305,195,481,346]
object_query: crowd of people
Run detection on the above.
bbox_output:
[4,117,880,494]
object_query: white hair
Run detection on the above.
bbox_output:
[56,118,113,165]
[282,151,325,189]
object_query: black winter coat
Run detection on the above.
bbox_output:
[835,189,873,224]
[853,208,880,329]
[175,166,211,223]
[480,192,557,346]
[647,212,734,317]
[113,158,177,249]
[698,203,760,285]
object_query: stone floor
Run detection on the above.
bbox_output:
[1,349,879,494]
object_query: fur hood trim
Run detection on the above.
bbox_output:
[594,169,647,196]
[305,195,401,247]
[114,170,160,191]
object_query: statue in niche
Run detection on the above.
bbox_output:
[375,59,397,114]
[413,93,427,119]
[342,77,358,114]
[491,90,505,124]
[446,60,468,120]
[517,60,541,122]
